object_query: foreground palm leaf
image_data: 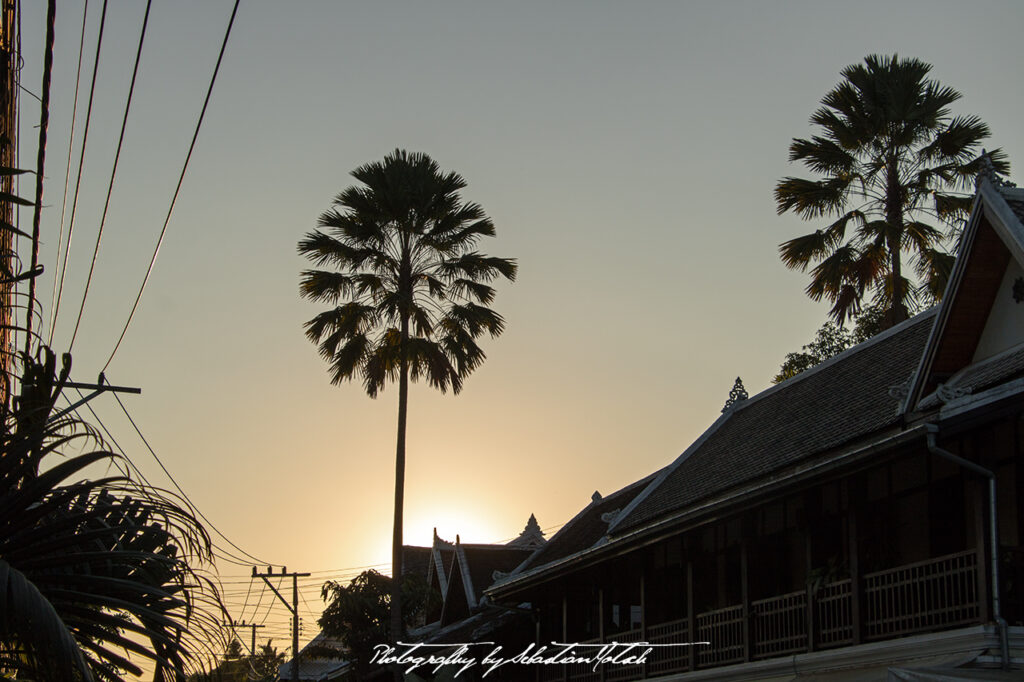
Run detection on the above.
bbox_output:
[0,348,224,680]
[299,149,516,643]
[775,54,1009,326]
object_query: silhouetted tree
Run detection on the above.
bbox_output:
[298,150,515,642]
[776,54,1008,327]
[318,570,438,678]
[0,348,224,680]
[773,306,887,383]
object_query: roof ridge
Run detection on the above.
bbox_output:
[744,307,938,410]
[607,414,732,535]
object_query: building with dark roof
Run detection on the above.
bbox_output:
[485,172,1024,680]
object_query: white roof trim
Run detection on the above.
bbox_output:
[906,179,1024,412]
[455,541,477,610]
[980,182,1024,266]
[607,410,733,535]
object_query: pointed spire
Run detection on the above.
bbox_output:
[977,149,1017,189]
[592,491,602,502]
[722,376,748,413]
[507,513,546,548]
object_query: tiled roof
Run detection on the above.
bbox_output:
[514,472,662,573]
[614,310,936,534]
[460,546,534,604]
[1007,197,1024,224]
[422,607,528,645]
[403,545,432,578]
[278,632,350,681]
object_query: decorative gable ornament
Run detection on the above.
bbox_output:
[722,377,748,412]
[507,513,546,548]
[977,149,1017,189]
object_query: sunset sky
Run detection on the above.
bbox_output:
[15,0,1024,657]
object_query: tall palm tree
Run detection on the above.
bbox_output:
[775,54,1009,327]
[298,149,516,643]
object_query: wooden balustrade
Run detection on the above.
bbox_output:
[863,550,979,639]
[695,604,745,667]
[751,589,807,658]
[604,628,644,682]
[816,578,853,647]
[541,551,982,681]
[565,636,602,682]
[646,618,690,675]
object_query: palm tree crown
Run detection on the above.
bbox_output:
[298,149,515,643]
[299,149,517,396]
[775,54,1009,326]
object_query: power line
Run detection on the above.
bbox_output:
[102,0,240,373]
[48,0,108,346]
[109,385,271,567]
[68,0,152,352]
[72,386,268,569]
[47,0,88,343]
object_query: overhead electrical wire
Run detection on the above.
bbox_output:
[110,385,271,567]
[75,386,267,569]
[48,0,108,346]
[102,0,240,373]
[68,0,152,352]
[63,396,324,642]
[47,0,88,344]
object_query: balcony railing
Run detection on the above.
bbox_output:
[565,636,601,682]
[543,551,981,681]
[816,578,853,647]
[605,628,644,682]
[864,550,979,639]
[646,618,689,675]
[752,590,807,658]
[695,604,744,667]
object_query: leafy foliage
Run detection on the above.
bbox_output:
[250,640,286,681]
[0,348,225,680]
[187,639,283,682]
[318,569,439,676]
[773,306,886,383]
[776,54,1008,326]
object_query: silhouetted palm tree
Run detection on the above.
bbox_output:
[0,348,224,680]
[298,149,516,642]
[776,54,1008,326]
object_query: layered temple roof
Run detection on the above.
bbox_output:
[491,170,1024,597]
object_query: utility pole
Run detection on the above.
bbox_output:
[224,619,265,657]
[0,0,17,403]
[254,566,309,682]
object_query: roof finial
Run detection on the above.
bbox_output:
[977,149,1017,189]
[722,377,748,412]
[508,513,546,548]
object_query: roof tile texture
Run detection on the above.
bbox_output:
[616,313,935,534]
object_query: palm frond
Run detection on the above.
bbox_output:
[776,54,999,324]
[775,176,851,218]
[0,349,226,680]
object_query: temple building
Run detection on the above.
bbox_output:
[484,169,1024,680]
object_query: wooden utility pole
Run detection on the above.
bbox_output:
[254,566,309,682]
[224,619,265,657]
[0,0,18,403]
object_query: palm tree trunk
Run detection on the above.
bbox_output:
[886,155,908,327]
[390,317,409,650]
